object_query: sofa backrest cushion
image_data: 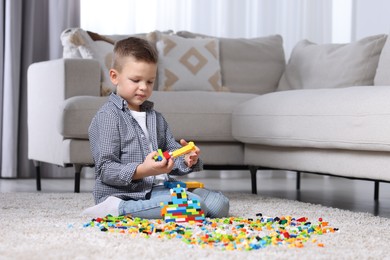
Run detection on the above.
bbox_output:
[156,34,223,92]
[176,31,285,95]
[61,28,286,96]
[277,34,387,91]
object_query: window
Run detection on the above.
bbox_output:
[80,0,353,56]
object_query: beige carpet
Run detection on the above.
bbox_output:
[0,192,389,259]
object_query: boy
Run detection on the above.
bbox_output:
[82,37,229,219]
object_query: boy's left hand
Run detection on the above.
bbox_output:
[180,139,200,167]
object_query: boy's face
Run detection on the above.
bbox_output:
[110,56,157,111]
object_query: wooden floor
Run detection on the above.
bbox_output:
[1,170,389,218]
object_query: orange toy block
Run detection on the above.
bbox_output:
[185,181,205,189]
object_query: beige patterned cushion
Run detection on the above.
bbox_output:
[176,31,285,94]
[277,34,387,91]
[156,35,223,91]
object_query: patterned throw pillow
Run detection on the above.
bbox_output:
[176,31,286,95]
[156,35,223,91]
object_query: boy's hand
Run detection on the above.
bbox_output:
[135,152,174,179]
[147,151,174,174]
[180,139,200,167]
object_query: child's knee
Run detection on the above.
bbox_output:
[192,188,229,218]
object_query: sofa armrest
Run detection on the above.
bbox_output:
[27,58,101,166]
[28,58,101,98]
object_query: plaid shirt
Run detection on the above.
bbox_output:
[89,93,203,203]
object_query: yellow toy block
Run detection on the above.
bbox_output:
[171,141,196,158]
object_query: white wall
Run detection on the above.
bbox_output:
[352,0,390,40]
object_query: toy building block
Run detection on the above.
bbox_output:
[160,184,205,223]
[164,181,205,190]
[185,181,204,189]
[164,181,187,189]
[171,141,196,158]
[154,149,164,161]
[154,141,196,161]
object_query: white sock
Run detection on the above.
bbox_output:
[81,196,121,218]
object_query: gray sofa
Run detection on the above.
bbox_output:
[28,28,390,199]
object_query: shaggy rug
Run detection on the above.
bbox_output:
[0,192,389,259]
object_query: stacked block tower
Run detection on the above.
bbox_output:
[160,184,205,223]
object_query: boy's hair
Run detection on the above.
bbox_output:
[112,37,158,71]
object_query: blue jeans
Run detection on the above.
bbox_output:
[118,186,229,219]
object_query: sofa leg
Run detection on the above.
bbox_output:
[249,166,258,194]
[374,181,379,201]
[74,164,83,193]
[296,171,301,190]
[33,160,41,191]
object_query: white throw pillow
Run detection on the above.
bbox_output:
[156,35,223,91]
[277,34,387,91]
[374,35,390,85]
[60,28,84,58]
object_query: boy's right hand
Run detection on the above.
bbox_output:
[134,152,174,179]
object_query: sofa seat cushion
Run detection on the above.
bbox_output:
[151,91,258,141]
[60,92,258,142]
[232,86,390,152]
